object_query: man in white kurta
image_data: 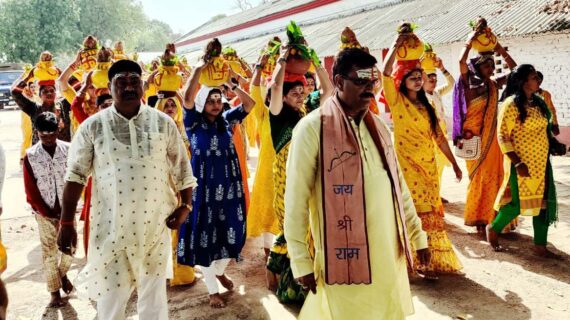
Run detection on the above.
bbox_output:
[58,60,197,319]
[284,48,428,320]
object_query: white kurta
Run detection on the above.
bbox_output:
[65,104,197,300]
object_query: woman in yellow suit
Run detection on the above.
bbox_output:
[156,94,196,286]
[487,65,561,258]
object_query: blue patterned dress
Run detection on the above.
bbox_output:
[177,106,248,267]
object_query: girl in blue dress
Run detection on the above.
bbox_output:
[177,56,255,308]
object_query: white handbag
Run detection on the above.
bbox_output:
[455,89,490,161]
[455,136,482,160]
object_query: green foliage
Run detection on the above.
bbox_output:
[263,40,281,56]
[0,0,177,64]
[286,21,304,44]
[0,0,80,63]
[284,21,320,67]
[222,47,237,55]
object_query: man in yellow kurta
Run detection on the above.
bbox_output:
[284,48,428,320]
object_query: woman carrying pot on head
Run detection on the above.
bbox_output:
[177,49,255,308]
[265,23,333,302]
[487,64,565,258]
[382,24,463,280]
[454,17,517,234]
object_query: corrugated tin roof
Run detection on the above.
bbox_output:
[175,0,314,43]
[181,0,570,63]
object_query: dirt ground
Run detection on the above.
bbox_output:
[1,108,569,320]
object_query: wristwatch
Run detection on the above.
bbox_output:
[180,203,193,211]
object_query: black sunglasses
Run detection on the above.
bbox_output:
[341,75,378,86]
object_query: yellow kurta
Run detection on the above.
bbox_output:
[247,85,279,237]
[284,110,428,320]
[494,98,549,216]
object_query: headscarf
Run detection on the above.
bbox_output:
[265,72,308,89]
[378,60,422,105]
[392,59,422,89]
[451,52,494,144]
[156,96,183,128]
[194,85,227,113]
[38,80,56,95]
[467,53,494,89]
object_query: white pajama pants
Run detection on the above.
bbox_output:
[200,258,231,295]
[96,275,168,320]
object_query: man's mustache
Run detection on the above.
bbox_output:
[122,91,137,98]
[360,92,375,98]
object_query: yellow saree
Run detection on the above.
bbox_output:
[463,81,505,227]
[383,75,462,273]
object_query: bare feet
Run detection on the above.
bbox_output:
[216,274,234,291]
[533,246,563,260]
[61,275,74,295]
[209,293,226,308]
[417,269,439,281]
[486,225,503,252]
[266,269,278,291]
[476,225,486,235]
[48,291,66,308]
[263,248,270,261]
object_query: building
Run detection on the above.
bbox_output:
[175,0,570,142]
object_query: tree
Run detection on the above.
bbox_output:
[234,0,253,11]
[130,19,176,52]
[0,0,177,63]
[0,0,80,63]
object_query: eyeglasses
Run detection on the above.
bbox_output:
[113,74,142,87]
[342,75,379,86]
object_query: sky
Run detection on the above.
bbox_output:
[139,0,243,35]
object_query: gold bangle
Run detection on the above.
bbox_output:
[180,203,193,211]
